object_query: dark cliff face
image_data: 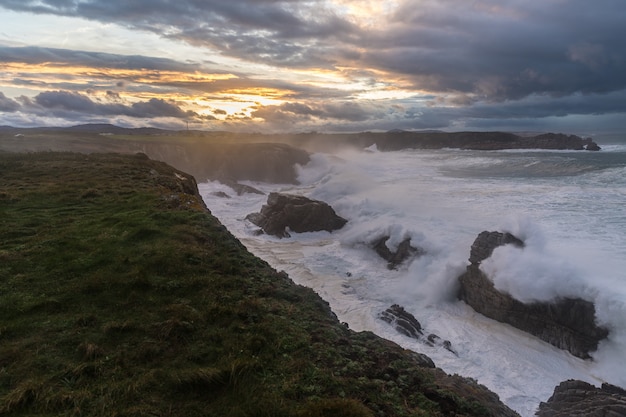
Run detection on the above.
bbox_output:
[458,231,609,359]
[537,380,626,416]
[138,141,310,184]
[282,131,602,153]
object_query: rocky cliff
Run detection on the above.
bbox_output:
[458,231,609,359]
[536,380,626,416]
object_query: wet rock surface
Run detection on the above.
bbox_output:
[379,304,456,356]
[246,192,347,238]
[458,231,609,359]
[536,380,626,416]
[372,236,426,269]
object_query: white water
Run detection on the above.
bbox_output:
[199,145,626,416]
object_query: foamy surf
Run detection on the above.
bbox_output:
[199,145,626,417]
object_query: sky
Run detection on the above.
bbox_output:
[0,0,625,134]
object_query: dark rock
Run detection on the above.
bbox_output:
[380,305,457,356]
[210,191,231,199]
[221,180,265,196]
[427,334,457,356]
[584,138,602,151]
[459,231,609,359]
[537,380,626,416]
[380,304,423,338]
[469,231,524,265]
[372,236,426,269]
[246,192,347,238]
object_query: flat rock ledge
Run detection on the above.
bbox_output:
[246,192,347,238]
[458,231,608,359]
[536,380,626,417]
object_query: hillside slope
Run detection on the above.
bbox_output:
[0,152,518,416]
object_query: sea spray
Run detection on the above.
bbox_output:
[199,144,626,417]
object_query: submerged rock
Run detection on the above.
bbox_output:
[372,236,425,269]
[246,192,347,238]
[537,380,626,416]
[379,304,456,356]
[380,304,423,338]
[458,231,609,359]
[221,180,265,196]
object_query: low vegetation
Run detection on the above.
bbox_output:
[0,152,516,416]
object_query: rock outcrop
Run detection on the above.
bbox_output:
[458,231,609,359]
[536,380,626,416]
[379,304,456,356]
[372,236,425,269]
[221,180,265,196]
[468,231,524,264]
[380,304,423,339]
[246,192,347,238]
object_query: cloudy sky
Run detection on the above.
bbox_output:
[0,0,624,134]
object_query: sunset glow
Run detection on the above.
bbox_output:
[0,1,624,133]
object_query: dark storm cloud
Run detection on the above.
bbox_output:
[0,92,20,112]
[0,45,204,72]
[363,0,626,101]
[0,0,357,67]
[26,90,195,119]
[2,0,624,102]
[1,0,625,131]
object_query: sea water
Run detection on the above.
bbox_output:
[198,139,626,416]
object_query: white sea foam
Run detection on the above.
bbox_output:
[199,146,626,417]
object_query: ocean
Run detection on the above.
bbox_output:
[198,137,626,416]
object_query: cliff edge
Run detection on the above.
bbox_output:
[0,152,518,416]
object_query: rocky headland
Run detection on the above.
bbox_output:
[458,231,609,359]
[0,126,601,188]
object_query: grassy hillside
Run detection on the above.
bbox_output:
[0,152,518,416]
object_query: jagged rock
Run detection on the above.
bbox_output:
[584,138,602,151]
[536,380,626,416]
[246,192,347,238]
[459,231,609,359]
[380,304,423,338]
[372,236,425,269]
[427,334,457,355]
[380,305,457,356]
[469,231,524,265]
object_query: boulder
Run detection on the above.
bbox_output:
[458,231,609,359]
[246,192,347,238]
[536,380,626,416]
[372,236,426,269]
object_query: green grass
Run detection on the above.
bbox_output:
[0,152,517,416]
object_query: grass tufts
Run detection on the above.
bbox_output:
[0,153,517,417]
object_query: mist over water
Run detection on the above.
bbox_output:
[199,143,626,417]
